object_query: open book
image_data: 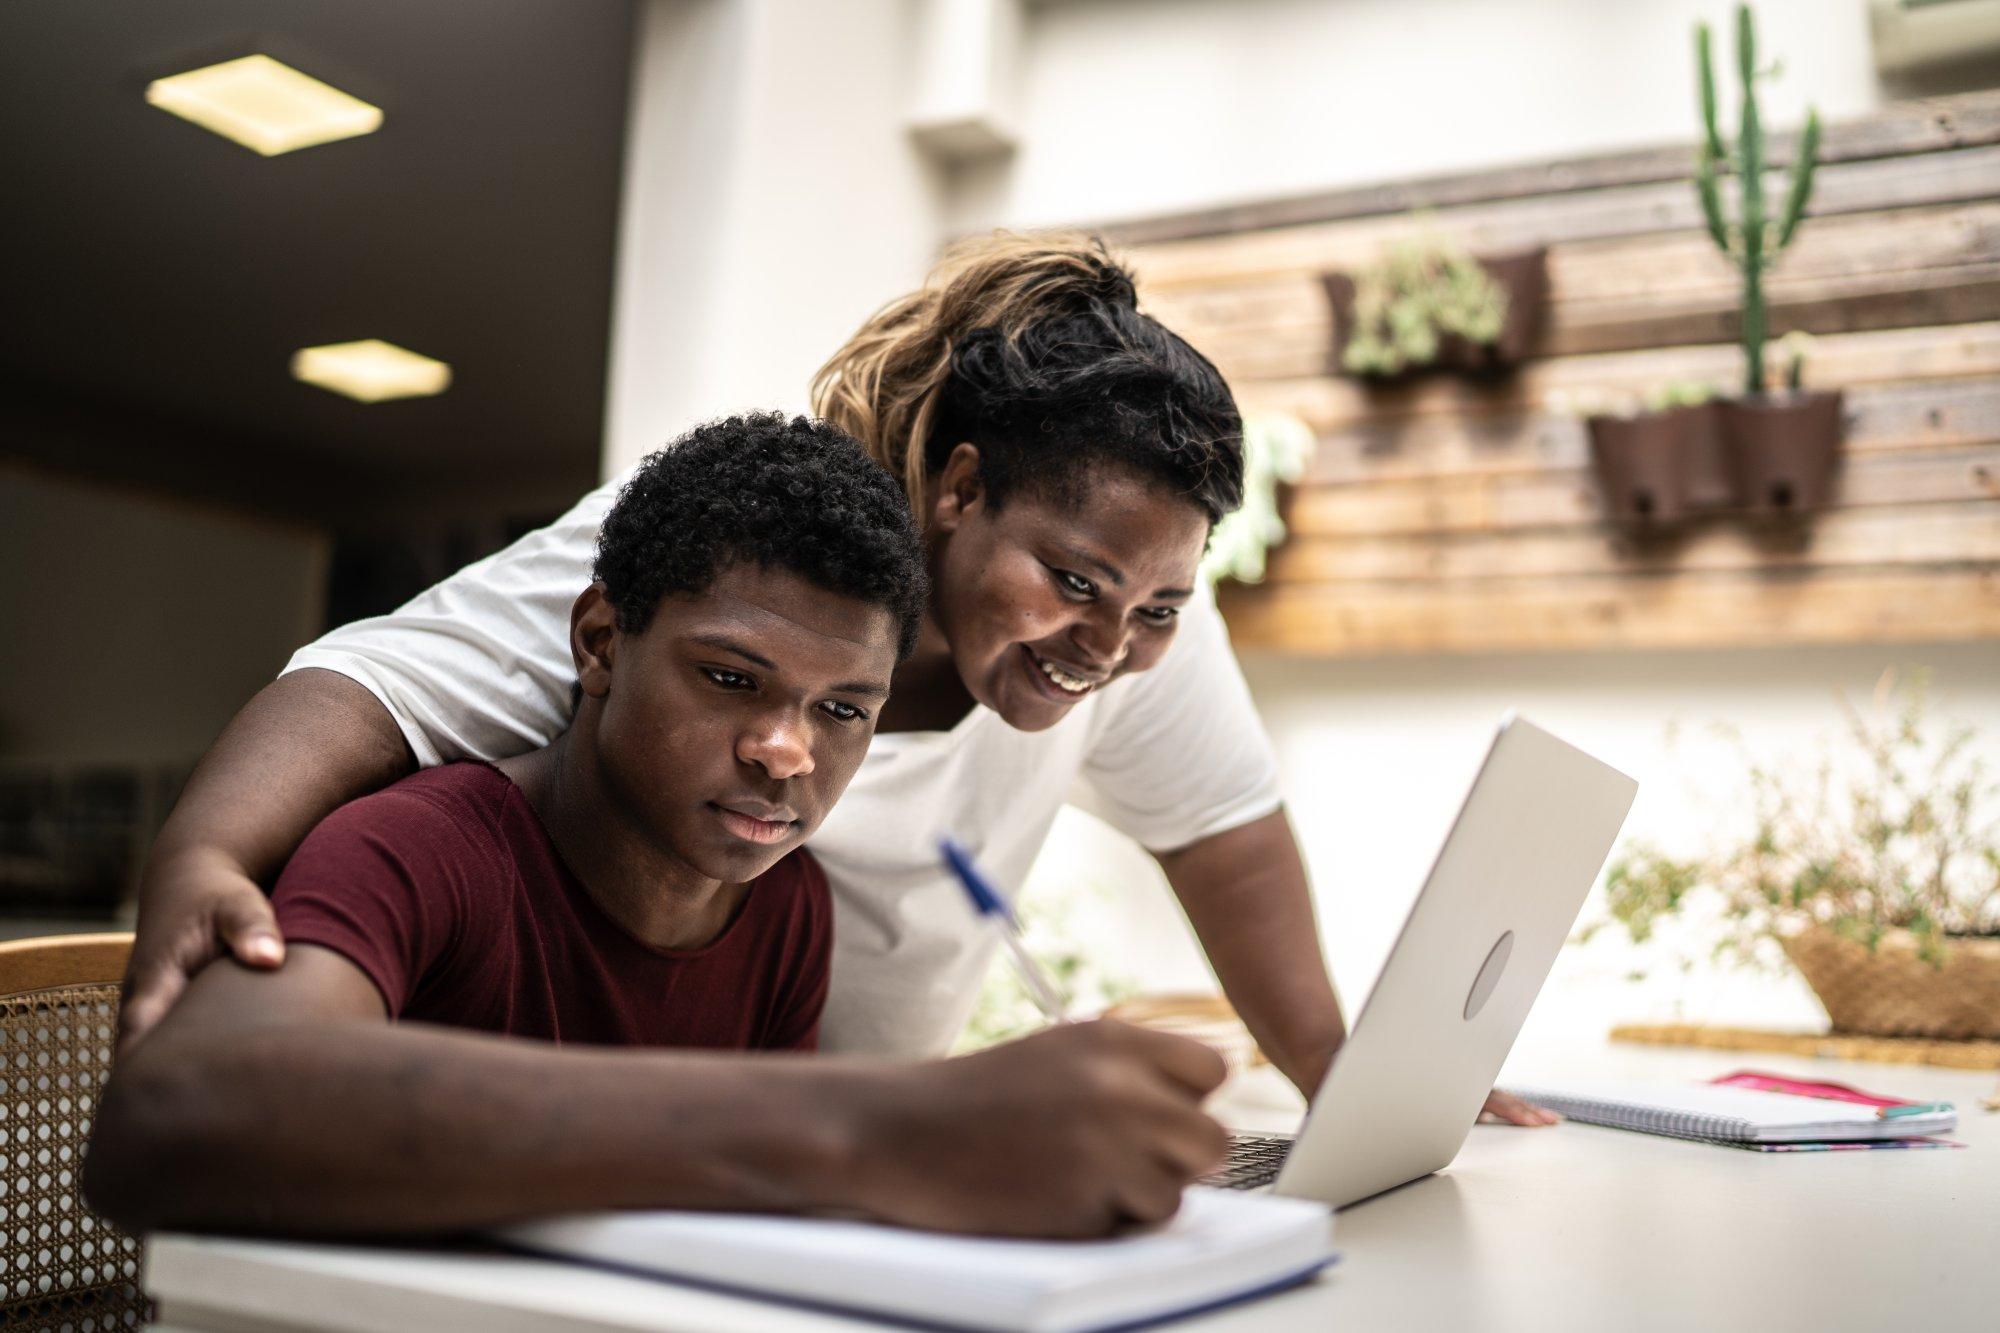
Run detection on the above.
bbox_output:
[1503,1077,1957,1144]
[502,1187,1336,1333]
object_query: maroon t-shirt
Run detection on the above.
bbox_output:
[271,762,830,1050]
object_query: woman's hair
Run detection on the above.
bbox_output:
[810,231,1244,525]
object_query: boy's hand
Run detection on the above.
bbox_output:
[120,849,285,1052]
[851,1020,1230,1238]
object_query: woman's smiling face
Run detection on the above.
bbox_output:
[924,444,1212,733]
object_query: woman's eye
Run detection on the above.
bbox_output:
[1137,606,1180,625]
[1053,568,1095,598]
[702,667,753,689]
[821,701,865,723]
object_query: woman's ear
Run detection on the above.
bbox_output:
[929,442,985,534]
[570,583,619,699]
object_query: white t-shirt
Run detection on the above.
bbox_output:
[283,473,1283,1057]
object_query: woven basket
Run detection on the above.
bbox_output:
[1783,926,2000,1041]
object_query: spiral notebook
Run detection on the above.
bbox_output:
[503,1187,1337,1333]
[1502,1075,1957,1146]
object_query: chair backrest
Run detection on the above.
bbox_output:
[0,932,148,1330]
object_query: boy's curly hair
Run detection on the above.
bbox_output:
[594,413,928,659]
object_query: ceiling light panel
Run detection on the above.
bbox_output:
[291,341,451,403]
[146,55,382,156]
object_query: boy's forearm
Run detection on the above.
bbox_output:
[87,1021,879,1236]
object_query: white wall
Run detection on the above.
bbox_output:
[0,465,327,765]
[604,0,951,474]
[955,0,1882,231]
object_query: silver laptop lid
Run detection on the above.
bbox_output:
[1274,715,1637,1208]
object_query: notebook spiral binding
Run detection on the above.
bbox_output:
[1516,1093,1757,1141]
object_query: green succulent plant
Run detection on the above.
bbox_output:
[1641,379,1719,413]
[1341,234,1508,377]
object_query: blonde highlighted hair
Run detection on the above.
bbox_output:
[810,230,1240,522]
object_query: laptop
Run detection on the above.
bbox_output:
[1203,714,1637,1207]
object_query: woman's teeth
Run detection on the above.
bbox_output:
[1035,655,1092,695]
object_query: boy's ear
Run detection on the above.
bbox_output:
[570,583,619,698]
[929,442,985,535]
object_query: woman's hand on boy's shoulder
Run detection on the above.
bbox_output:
[844,1020,1229,1239]
[120,847,285,1051]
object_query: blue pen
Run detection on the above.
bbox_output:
[940,837,1070,1024]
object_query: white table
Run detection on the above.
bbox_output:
[145,1042,2000,1332]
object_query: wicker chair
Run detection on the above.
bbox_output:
[0,934,147,1331]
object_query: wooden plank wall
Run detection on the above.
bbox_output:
[1110,93,2000,656]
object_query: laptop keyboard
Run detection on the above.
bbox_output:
[1201,1133,1296,1191]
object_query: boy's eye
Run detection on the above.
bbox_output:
[1137,606,1180,625]
[1052,568,1095,598]
[821,701,866,723]
[702,667,754,689]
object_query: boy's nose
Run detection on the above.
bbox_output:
[737,718,814,780]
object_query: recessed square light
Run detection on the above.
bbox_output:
[291,340,451,403]
[146,55,382,157]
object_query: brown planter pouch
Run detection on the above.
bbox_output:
[1323,248,1548,381]
[1719,390,1845,512]
[1587,404,1712,525]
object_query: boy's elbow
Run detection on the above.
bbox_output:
[84,1048,222,1234]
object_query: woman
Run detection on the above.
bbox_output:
[123,231,1546,1125]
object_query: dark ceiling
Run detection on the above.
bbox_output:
[0,0,633,525]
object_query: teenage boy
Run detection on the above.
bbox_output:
[85,414,1228,1241]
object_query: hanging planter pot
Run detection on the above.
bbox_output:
[1472,249,1550,369]
[1717,389,1844,513]
[1586,402,1715,525]
[1322,245,1548,382]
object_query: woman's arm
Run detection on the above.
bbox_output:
[1153,808,1345,1094]
[119,669,415,1047]
[1157,810,1558,1127]
[87,949,1229,1239]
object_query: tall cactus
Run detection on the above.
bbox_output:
[1694,4,1821,396]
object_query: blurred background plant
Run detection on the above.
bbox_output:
[1202,411,1316,586]
[1583,669,2000,975]
[956,879,1139,1051]
[1547,380,1717,421]
[1777,328,1815,392]
[1341,234,1508,376]
[1643,379,1719,412]
[1694,2,1821,397]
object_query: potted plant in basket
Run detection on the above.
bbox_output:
[1323,232,1547,380]
[1694,4,1844,513]
[1588,671,2000,1041]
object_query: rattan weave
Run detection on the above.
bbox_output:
[0,983,145,1331]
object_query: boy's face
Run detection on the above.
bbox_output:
[578,562,899,884]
